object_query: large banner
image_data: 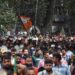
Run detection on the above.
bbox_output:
[20,16,32,30]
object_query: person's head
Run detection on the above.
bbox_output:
[44,59,53,73]
[53,52,61,64]
[62,49,66,56]
[35,48,42,57]
[22,49,29,55]
[2,56,11,70]
[43,51,50,60]
[25,56,33,68]
[19,49,22,54]
[16,53,21,64]
[27,68,36,75]
[2,52,11,57]
[11,48,16,56]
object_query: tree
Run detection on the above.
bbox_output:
[6,0,50,32]
[64,0,75,34]
[0,0,75,34]
[0,1,18,32]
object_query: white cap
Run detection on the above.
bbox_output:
[0,46,8,53]
[49,54,53,57]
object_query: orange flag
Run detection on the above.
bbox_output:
[20,16,32,30]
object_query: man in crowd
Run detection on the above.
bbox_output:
[38,59,56,75]
[25,55,38,75]
[2,55,13,75]
[27,68,36,75]
[53,52,71,75]
[38,51,51,71]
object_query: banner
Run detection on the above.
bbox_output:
[20,16,32,30]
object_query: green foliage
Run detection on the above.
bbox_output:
[0,0,75,32]
[64,0,75,11]
[0,1,18,31]
[7,0,49,26]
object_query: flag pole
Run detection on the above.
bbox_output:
[34,0,39,35]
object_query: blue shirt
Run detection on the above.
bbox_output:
[52,64,71,75]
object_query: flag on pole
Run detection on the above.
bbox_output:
[20,16,32,30]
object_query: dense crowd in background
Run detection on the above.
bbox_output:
[0,33,75,75]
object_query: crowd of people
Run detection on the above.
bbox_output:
[0,33,75,75]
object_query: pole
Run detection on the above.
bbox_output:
[34,0,39,35]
